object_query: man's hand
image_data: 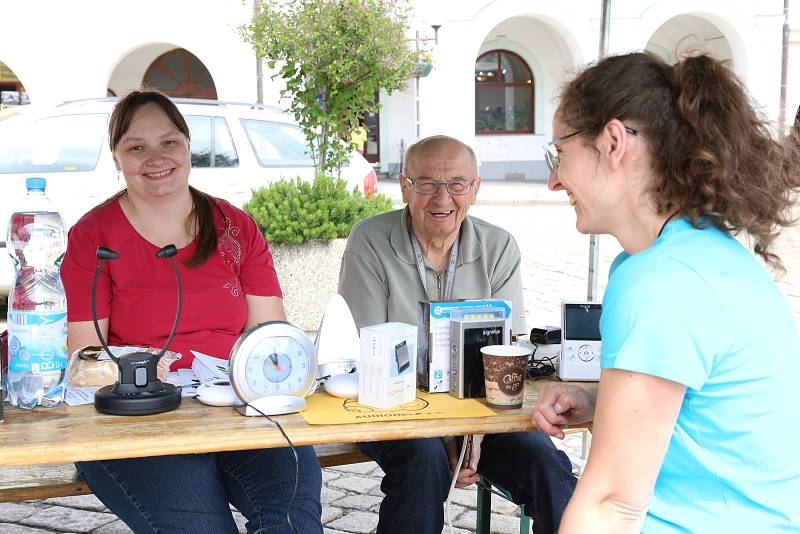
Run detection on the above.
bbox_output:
[443,435,483,488]
[533,383,597,439]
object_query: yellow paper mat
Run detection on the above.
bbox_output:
[300,390,495,425]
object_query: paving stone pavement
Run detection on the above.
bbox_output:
[3,180,798,533]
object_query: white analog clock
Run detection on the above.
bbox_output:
[228,321,317,416]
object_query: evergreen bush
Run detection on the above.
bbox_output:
[244,174,393,245]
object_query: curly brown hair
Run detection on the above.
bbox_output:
[557,52,800,270]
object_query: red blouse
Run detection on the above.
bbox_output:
[60,197,282,369]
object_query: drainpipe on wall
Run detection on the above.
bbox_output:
[587,0,612,303]
[779,0,790,137]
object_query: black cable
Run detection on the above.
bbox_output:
[156,256,181,359]
[91,259,118,363]
[235,403,300,534]
[526,342,557,378]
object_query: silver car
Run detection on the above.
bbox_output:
[0,98,378,297]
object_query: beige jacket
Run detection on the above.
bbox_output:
[338,207,527,334]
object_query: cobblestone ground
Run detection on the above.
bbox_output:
[3,181,798,533]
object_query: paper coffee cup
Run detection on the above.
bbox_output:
[480,345,530,410]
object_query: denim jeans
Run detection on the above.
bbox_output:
[76,447,322,534]
[359,431,576,534]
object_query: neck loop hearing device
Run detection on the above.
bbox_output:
[91,245,183,415]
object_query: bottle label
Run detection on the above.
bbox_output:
[7,311,68,373]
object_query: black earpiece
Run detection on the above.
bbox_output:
[96,246,120,260]
[156,244,177,258]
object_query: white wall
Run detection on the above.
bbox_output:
[0,0,263,105]
[610,0,784,119]
[383,1,594,179]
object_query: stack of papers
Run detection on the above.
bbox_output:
[164,368,201,398]
[190,350,230,383]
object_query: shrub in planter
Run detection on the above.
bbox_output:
[244,173,393,245]
[243,174,393,330]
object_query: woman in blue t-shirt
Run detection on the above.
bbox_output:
[532,52,800,533]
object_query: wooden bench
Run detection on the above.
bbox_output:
[0,443,370,503]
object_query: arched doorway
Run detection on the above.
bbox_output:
[142,48,217,99]
[475,49,534,134]
[474,16,577,181]
[646,15,734,66]
[0,61,29,109]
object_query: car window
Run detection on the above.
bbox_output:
[184,115,239,168]
[240,119,314,167]
[0,113,107,173]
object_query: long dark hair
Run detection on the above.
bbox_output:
[108,89,219,267]
[557,52,800,270]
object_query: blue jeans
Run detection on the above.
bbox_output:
[359,431,576,534]
[76,447,322,534]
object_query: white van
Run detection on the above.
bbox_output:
[0,98,378,297]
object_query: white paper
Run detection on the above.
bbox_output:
[65,386,100,406]
[190,350,229,383]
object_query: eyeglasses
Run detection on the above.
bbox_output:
[403,176,476,196]
[543,125,638,172]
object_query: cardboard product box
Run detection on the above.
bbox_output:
[417,299,512,393]
[358,322,417,409]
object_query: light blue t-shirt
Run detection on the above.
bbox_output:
[601,218,800,533]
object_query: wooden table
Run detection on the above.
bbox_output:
[0,379,572,468]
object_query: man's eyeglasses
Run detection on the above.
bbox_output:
[403,176,476,196]
[543,125,638,172]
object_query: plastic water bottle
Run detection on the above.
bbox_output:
[6,177,68,409]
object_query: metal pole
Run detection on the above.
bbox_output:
[587,0,612,302]
[254,0,264,105]
[599,0,611,59]
[415,30,421,138]
[779,0,790,137]
[256,57,264,105]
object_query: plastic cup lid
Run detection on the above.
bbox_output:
[26,177,46,191]
[480,344,531,357]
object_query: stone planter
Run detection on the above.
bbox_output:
[270,239,347,333]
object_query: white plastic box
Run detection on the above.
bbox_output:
[358,322,417,409]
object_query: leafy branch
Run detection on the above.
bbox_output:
[241,0,417,175]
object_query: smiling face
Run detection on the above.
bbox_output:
[547,116,619,235]
[400,139,481,245]
[112,102,191,202]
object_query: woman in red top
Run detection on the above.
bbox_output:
[60,90,322,534]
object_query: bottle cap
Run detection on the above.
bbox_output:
[25,177,46,191]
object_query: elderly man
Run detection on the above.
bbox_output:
[338,135,576,534]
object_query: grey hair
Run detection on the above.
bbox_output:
[402,135,479,176]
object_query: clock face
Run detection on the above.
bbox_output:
[246,336,309,394]
[229,322,317,404]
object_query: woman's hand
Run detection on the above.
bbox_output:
[532,383,597,439]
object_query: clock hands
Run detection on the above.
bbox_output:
[269,352,283,372]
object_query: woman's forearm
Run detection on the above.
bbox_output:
[558,486,647,534]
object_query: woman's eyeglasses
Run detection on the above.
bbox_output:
[543,126,637,172]
[403,176,476,196]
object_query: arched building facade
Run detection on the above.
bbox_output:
[0,0,789,180]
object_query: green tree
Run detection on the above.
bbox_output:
[242,0,417,175]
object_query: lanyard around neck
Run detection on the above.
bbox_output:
[409,225,459,300]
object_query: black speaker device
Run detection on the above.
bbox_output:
[91,245,182,415]
[449,316,506,399]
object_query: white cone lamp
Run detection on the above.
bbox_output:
[315,293,360,379]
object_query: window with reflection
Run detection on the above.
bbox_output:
[475,50,534,134]
[184,115,239,168]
